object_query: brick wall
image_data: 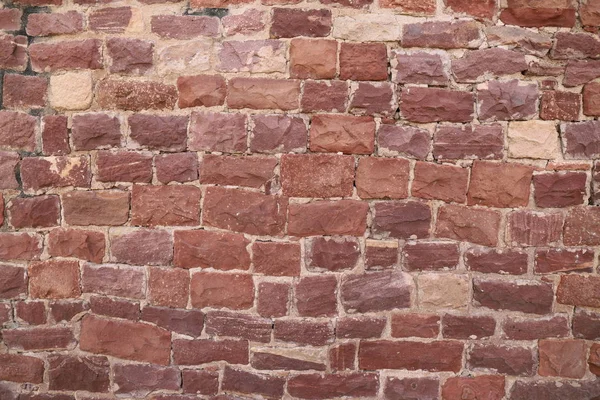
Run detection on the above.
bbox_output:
[1,0,600,398]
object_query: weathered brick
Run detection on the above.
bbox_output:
[141,306,204,337]
[0,233,42,261]
[341,271,412,313]
[63,190,129,226]
[301,81,348,113]
[0,34,27,71]
[538,339,586,378]
[274,319,334,346]
[219,40,285,74]
[174,229,250,270]
[401,87,474,123]
[562,120,600,159]
[391,313,440,338]
[131,185,201,227]
[189,112,247,153]
[111,228,173,266]
[337,316,386,339]
[478,80,538,121]
[290,39,337,79]
[412,162,469,203]
[72,113,121,151]
[540,91,580,120]
[372,201,431,239]
[8,195,60,228]
[257,282,290,317]
[222,9,266,35]
[190,272,254,309]
[253,241,300,276]
[468,343,535,376]
[222,367,285,398]
[385,377,440,400]
[151,15,219,39]
[42,116,69,155]
[96,151,153,183]
[228,78,300,110]
[403,20,482,49]
[510,380,600,400]
[0,151,19,189]
[148,267,189,308]
[97,79,177,111]
[206,311,272,342]
[30,39,102,71]
[82,264,145,299]
[3,74,47,109]
[0,264,27,299]
[563,206,600,245]
[392,51,449,85]
[473,279,554,314]
[177,75,226,108]
[445,0,496,19]
[573,309,600,340]
[288,373,378,399]
[403,242,460,271]
[0,354,44,383]
[365,240,399,270]
[90,296,139,321]
[173,339,249,365]
[433,124,504,160]
[453,48,528,83]
[107,38,153,74]
[418,273,469,310]
[48,228,104,264]
[506,211,563,246]
[556,275,600,308]
[584,82,600,116]
[29,260,80,299]
[349,82,395,116]
[288,200,368,237]
[155,153,198,184]
[27,11,83,36]
[359,340,464,372]
[0,9,21,31]
[156,40,212,76]
[182,370,219,395]
[281,154,354,198]
[310,114,375,154]
[89,7,131,33]
[114,363,180,397]
[252,350,325,371]
[442,314,496,339]
[486,25,552,56]
[0,111,36,151]
[467,161,533,208]
[564,60,600,87]
[295,275,337,317]
[271,8,331,38]
[251,115,307,153]
[500,6,576,27]
[80,314,171,365]
[2,326,75,351]
[442,376,505,400]
[503,315,570,340]
[379,0,435,13]
[307,236,360,272]
[201,154,277,189]
[48,355,109,392]
[552,32,600,59]
[339,42,388,81]
[16,300,46,325]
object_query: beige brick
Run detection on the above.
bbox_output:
[418,273,469,310]
[333,15,403,42]
[508,120,560,159]
[49,71,93,111]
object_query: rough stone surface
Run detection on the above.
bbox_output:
[478,80,539,121]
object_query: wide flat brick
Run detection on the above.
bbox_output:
[310,114,376,154]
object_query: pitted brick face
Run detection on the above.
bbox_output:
[1,0,599,398]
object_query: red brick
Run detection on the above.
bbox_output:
[2,326,75,351]
[337,316,386,339]
[16,300,46,325]
[222,367,285,398]
[359,340,463,372]
[89,7,131,33]
[478,80,538,121]
[342,271,412,313]
[391,313,440,338]
[80,314,171,365]
[113,363,180,396]
[378,125,429,159]
[30,39,102,71]
[584,82,600,116]
[173,338,248,365]
[0,303,10,325]
[290,39,337,79]
[564,206,600,245]
[355,157,409,199]
[0,264,27,299]
[540,90,581,120]
[251,114,307,153]
[182,370,219,395]
[271,8,331,38]
[403,242,459,271]
[573,309,600,340]
[539,339,587,378]
[468,161,533,208]
[288,200,368,237]
[403,20,482,49]
[289,373,378,399]
[564,60,600,87]
[380,0,435,13]
[562,120,600,159]
[257,282,290,317]
[131,185,201,227]
[90,296,139,321]
[148,267,189,308]
[8,195,60,228]
[82,264,145,299]
[0,9,21,31]
[500,6,576,27]
[589,343,600,377]
[510,379,600,399]
[128,114,188,152]
[301,80,348,113]
[228,77,300,110]
[0,111,36,151]
[206,311,272,343]
[506,210,563,246]
[535,248,594,274]
[21,156,91,191]
[42,115,69,155]
[177,75,226,108]
[372,201,431,239]
[252,241,300,276]
[473,279,554,314]
[107,38,153,74]
[222,9,266,35]
[155,153,198,183]
[141,306,204,337]
[274,319,334,346]
[0,354,45,383]
[534,171,586,207]
[393,51,449,85]
[468,343,535,376]
[48,228,105,263]
[385,377,439,400]
[203,187,287,236]
[310,114,375,154]
[72,113,121,150]
[552,32,600,59]
[190,271,254,309]
[365,240,398,270]
[0,233,42,261]
[252,351,325,371]
[201,154,277,189]
[189,112,247,153]
[26,11,83,36]
[433,124,504,160]
[281,154,354,198]
[412,162,469,203]
[48,354,109,392]
[445,0,496,19]
[453,48,528,83]
[401,87,475,123]
[557,275,600,308]
[295,275,337,317]
[97,79,177,111]
[442,376,505,400]
[349,82,395,116]
[442,314,496,339]
[0,35,27,71]
[63,190,129,226]
[339,42,388,81]
[0,151,19,189]
[96,151,152,183]
[307,236,360,272]
[151,15,219,39]
[29,260,80,299]
[174,229,250,270]
[111,228,173,266]
[2,74,47,109]
[503,315,570,340]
